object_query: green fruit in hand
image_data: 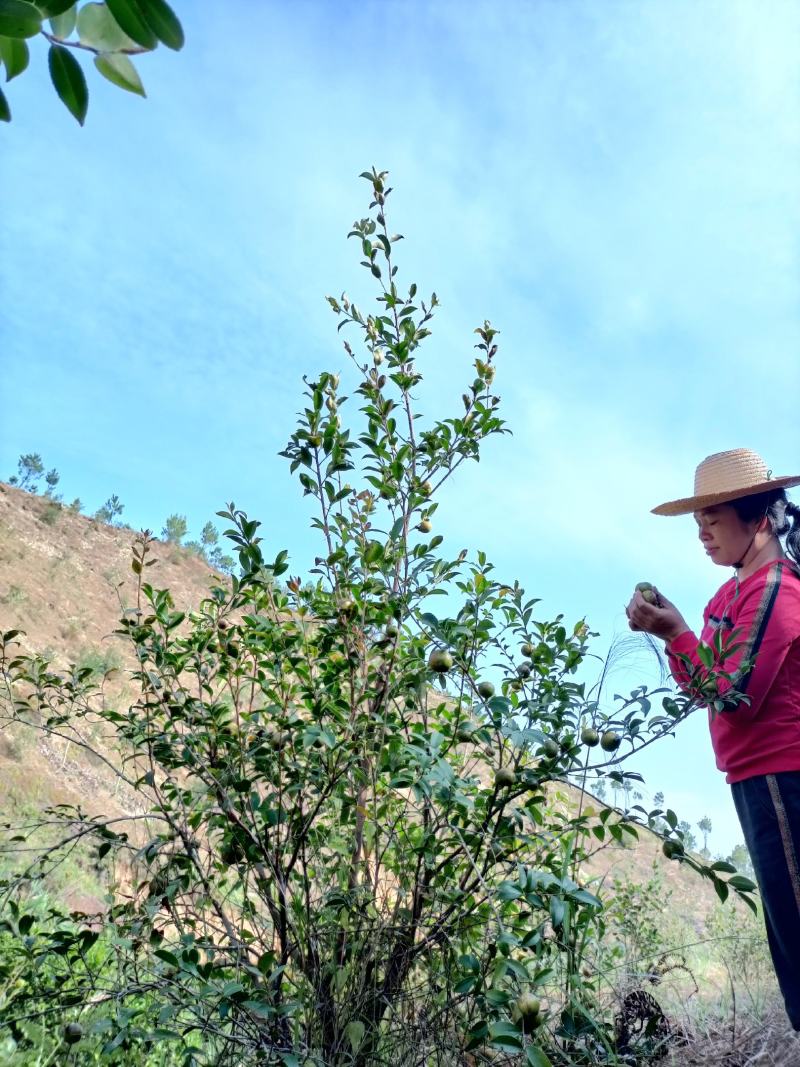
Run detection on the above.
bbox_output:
[477,680,495,700]
[542,738,560,760]
[495,767,516,788]
[636,581,657,605]
[581,727,600,747]
[521,642,534,658]
[428,649,453,673]
[600,730,621,752]
[63,1023,83,1045]
[662,839,684,860]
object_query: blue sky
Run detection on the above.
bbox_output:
[2,0,799,854]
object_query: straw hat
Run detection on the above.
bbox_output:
[652,449,800,517]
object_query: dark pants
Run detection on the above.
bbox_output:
[731,771,800,1030]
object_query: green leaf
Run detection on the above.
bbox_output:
[488,1021,523,1052]
[105,0,156,48]
[697,642,714,670]
[728,874,757,892]
[154,948,180,968]
[77,3,138,51]
[140,0,182,50]
[526,1048,553,1067]
[0,83,9,120]
[345,1020,365,1053]
[710,860,737,873]
[0,35,28,78]
[35,0,74,15]
[48,42,87,123]
[94,51,144,95]
[550,896,565,928]
[0,1,42,39]
[49,5,75,36]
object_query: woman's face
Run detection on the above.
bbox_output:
[694,504,758,567]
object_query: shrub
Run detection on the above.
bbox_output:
[94,495,124,525]
[7,453,44,492]
[161,513,188,544]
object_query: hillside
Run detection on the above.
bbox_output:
[0,481,722,929]
[0,482,221,910]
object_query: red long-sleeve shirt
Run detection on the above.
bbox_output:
[666,558,800,783]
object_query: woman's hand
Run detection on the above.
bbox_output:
[626,586,690,644]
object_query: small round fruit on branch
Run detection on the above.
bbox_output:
[520,642,534,658]
[495,767,516,788]
[580,727,600,747]
[541,737,560,760]
[427,649,454,673]
[662,839,685,861]
[477,680,495,700]
[514,993,541,1032]
[63,1023,84,1045]
[599,730,621,752]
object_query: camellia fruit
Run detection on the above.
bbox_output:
[477,680,495,700]
[521,642,534,658]
[542,738,560,760]
[581,727,600,747]
[418,518,432,533]
[600,730,621,752]
[662,839,684,860]
[456,721,476,742]
[63,1023,83,1045]
[517,662,531,679]
[495,767,516,788]
[428,649,453,673]
[636,581,658,605]
[515,993,541,1019]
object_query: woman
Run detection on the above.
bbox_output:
[626,447,800,1030]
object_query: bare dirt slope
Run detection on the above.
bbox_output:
[0,482,225,909]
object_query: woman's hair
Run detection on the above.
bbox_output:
[730,488,800,566]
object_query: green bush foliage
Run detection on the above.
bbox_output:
[0,0,184,125]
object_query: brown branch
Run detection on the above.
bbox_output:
[40,29,150,56]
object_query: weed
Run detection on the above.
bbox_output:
[1,585,26,606]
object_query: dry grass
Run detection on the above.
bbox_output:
[667,1002,798,1065]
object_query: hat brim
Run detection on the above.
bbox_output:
[652,476,800,517]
